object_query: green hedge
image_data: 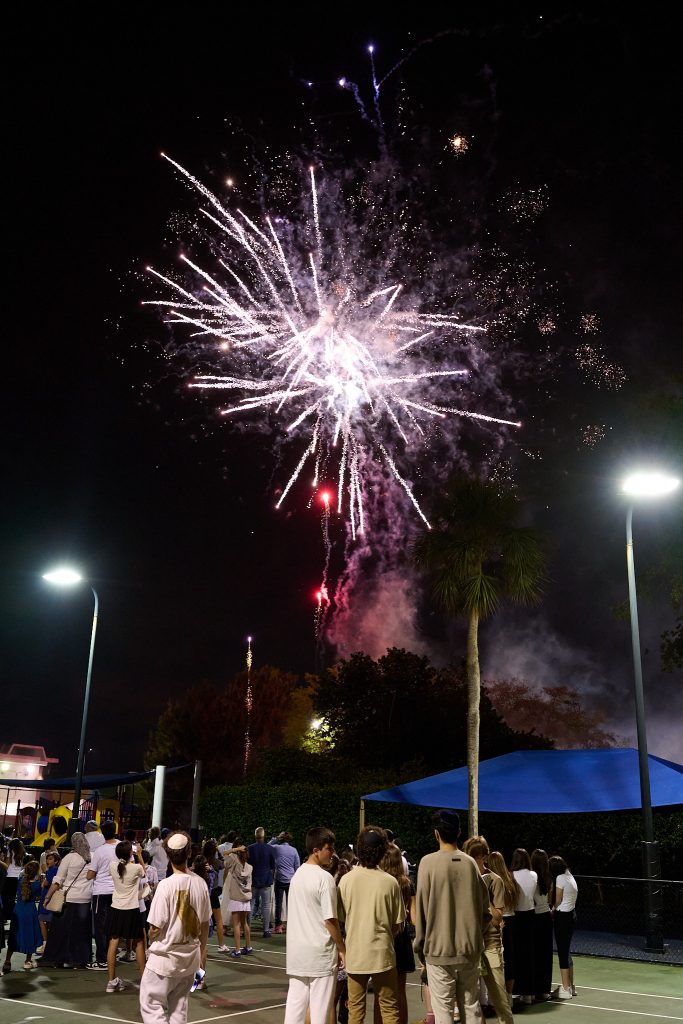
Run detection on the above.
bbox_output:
[199,783,682,877]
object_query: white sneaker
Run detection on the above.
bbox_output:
[557,986,573,1000]
[106,977,126,993]
[217,945,229,953]
[571,985,577,996]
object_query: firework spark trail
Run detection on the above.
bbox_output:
[315,491,332,663]
[147,156,520,535]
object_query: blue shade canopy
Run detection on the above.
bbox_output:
[363,749,683,813]
[0,765,193,792]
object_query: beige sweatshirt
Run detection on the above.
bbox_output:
[413,848,490,966]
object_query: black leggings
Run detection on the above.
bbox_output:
[554,910,575,969]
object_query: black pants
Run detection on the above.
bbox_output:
[554,910,575,969]
[92,893,113,963]
[512,910,535,996]
[533,912,553,995]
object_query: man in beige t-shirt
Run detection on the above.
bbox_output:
[414,810,489,1024]
[337,827,404,1024]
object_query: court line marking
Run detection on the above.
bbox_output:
[577,986,683,1001]
[206,956,286,971]
[0,997,139,1024]
[561,1003,683,1020]
[192,1002,287,1024]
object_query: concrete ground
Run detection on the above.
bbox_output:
[0,937,681,1024]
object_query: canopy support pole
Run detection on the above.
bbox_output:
[152,765,166,829]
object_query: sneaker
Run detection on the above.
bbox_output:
[230,950,241,958]
[217,945,229,953]
[86,962,109,971]
[23,962,35,970]
[106,977,126,993]
[262,931,272,938]
[127,951,137,962]
[557,986,572,1000]
[520,995,534,1005]
[571,985,577,997]
[241,947,253,955]
[116,951,129,962]
[36,944,46,955]
[273,925,284,934]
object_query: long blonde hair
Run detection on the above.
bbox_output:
[487,851,520,912]
[21,860,40,901]
[380,845,412,905]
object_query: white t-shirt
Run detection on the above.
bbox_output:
[7,861,23,878]
[285,863,338,977]
[555,871,578,912]
[146,871,211,978]
[55,851,93,904]
[90,842,118,895]
[513,869,537,912]
[109,861,145,910]
[533,885,551,914]
[86,831,105,851]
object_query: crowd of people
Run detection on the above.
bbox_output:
[0,814,578,1024]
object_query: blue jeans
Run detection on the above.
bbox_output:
[274,881,290,927]
[251,885,272,933]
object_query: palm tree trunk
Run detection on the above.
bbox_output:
[466,608,480,837]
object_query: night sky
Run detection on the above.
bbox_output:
[3,9,681,777]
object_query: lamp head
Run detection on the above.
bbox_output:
[621,472,680,499]
[42,568,83,586]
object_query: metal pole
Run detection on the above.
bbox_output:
[190,760,202,833]
[625,505,663,952]
[71,586,99,836]
[152,766,166,829]
[359,798,366,832]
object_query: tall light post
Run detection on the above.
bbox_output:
[621,471,680,953]
[42,567,99,835]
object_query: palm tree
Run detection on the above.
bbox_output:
[414,478,546,836]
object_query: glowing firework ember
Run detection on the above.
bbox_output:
[449,134,469,155]
[147,155,521,535]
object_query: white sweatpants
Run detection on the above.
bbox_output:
[426,961,481,1024]
[140,966,193,1023]
[284,972,337,1024]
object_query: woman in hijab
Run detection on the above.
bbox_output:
[40,832,94,968]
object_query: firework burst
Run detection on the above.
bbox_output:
[146,154,520,536]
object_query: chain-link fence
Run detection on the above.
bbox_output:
[571,874,683,964]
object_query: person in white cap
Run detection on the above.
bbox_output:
[139,831,211,1023]
[85,820,105,851]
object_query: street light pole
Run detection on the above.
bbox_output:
[71,586,98,834]
[42,568,100,837]
[621,470,679,953]
[625,504,662,952]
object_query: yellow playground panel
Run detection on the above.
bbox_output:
[32,797,120,847]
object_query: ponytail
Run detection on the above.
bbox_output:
[115,841,132,880]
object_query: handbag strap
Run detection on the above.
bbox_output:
[63,858,87,895]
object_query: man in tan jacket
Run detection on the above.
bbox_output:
[414,810,489,1024]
